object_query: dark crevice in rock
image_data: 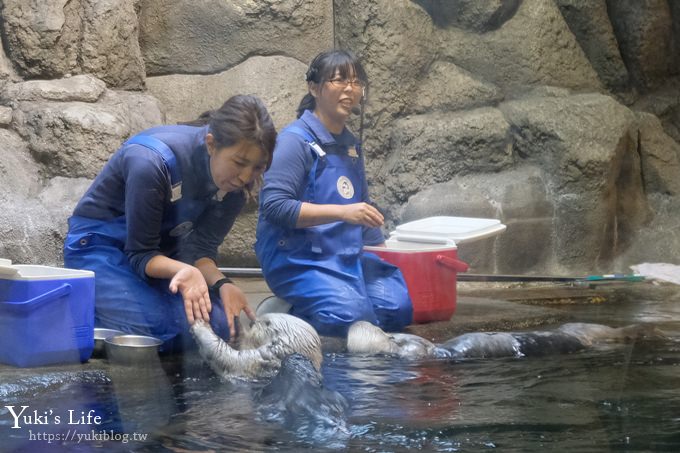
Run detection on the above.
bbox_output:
[412,0,522,32]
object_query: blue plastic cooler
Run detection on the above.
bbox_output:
[0,265,95,367]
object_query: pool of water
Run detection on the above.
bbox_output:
[2,285,679,452]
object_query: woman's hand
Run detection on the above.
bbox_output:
[168,266,212,324]
[342,202,384,228]
[218,283,256,338]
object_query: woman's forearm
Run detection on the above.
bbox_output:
[145,255,193,279]
[145,256,225,288]
[295,201,384,229]
[295,202,347,228]
[194,257,228,287]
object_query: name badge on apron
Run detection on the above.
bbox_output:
[170,183,182,202]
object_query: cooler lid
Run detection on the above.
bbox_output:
[392,216,506,245]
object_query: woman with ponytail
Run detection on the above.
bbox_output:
[255,50,413,337]
[64,95,276,350]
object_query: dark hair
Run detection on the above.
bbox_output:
[296,49,368,119]
[182,95,277,196]
[183,95,276,166]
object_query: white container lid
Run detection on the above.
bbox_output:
[2,265,94,280]
[391,216,506,245]
[0,258,19,277]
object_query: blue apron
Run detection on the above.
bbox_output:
[64,135,230,348]
[256,126,412,337]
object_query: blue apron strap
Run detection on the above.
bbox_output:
[125,135,183,202]
[283,126,324,204]
[283,126,326,157]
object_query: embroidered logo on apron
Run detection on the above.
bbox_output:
[336,176,354,199]
[169,221,193,237]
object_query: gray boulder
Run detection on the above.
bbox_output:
[632,79,680,142]
[0,0,76,77]
[99,90,165,140]
[0,129,42,200]
[1,74,106,103]
[335,0,602,164]
[79,0,146,89]
[0,199,65,266]
[500,92,648,269]
[138,0,333,75]
[0,0,145,89]
[436,0,602,92]
[38,176,93,235]
[555,0,630,92]
[499,92,635,187]
[0,131,91,266]
[11,100,127,179]
[0,177,88,267]
[407,60,504,115]
[146,55,307,129]
[380,107,513,208]
[401,165,554,274]
[635,111,680,196]
[606,0,674,92]
[614,194,680,270]
[11,85,163,178]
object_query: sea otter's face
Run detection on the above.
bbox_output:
[241,313,323,370]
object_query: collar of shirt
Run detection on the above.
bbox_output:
[300,110,360,148]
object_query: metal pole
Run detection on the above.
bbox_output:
[218,267,643,283]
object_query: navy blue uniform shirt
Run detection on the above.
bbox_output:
[73,125,245,279]
[259,110,384,245]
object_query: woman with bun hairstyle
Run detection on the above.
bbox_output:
[65,95,276,349]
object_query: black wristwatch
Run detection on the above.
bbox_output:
[210,277,233,293]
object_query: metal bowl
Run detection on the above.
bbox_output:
[104,334,163,365]
[93,328,125,358]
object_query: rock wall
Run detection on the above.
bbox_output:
[0,0,678,276]
[337,0,680,274]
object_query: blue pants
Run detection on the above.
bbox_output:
[266,252,413,337]
[64,216,230,351]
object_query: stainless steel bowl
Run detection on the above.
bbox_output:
[93,328,125,358]
[104,334,163,365]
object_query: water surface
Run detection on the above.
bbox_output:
[2,284,679,452]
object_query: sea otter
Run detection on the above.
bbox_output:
[190,313,322,380]
[347,321,663,359]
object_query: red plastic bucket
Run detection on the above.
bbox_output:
[365,240,469,323]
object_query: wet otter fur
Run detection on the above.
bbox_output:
[348,321,664,360]
[191,313,322,380]
[256,353,350,442]
[347,321,448,359]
